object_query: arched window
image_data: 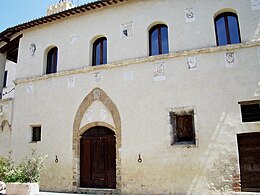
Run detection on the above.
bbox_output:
[46,47,58,74]
[214,12,241,46]
[149,24,169,56]
[92,37,107,66]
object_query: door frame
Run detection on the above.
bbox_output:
[72,88,121,192]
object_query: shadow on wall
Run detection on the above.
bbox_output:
[251,22,260,42]
[254,81,260,97]
[186,107,241,195]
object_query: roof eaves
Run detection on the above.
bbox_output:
[0,0,126,42]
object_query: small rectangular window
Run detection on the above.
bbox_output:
[170,110,195,145]
[239,100,260,122]
[3,70,8,88]
[31,126,41,142]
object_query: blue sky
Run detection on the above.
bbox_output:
[0,0,93,32]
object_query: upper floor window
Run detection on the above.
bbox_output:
[46,47,58,74]
[214,12,241,46]
[93,37,107,66]
[149,24,169,56]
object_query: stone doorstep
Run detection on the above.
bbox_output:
[78,188,119,195]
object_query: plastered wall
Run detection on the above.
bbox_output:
[3,0,260,194]
[16,0,260,79]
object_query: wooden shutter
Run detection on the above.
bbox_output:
[176,115,194,142]
[106,136,116,188]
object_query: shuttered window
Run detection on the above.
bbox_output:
[239,101,260,122]
[170,110,195,145]
[176,115,194,142]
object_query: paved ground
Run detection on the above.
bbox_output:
[39,192,94,195]
[1,192,93,195]
[39,192,91,195]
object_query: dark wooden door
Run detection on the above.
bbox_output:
[237,133,260,192]
[80,127,116,188]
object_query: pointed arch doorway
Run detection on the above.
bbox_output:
[80,126,116,188]
[73,88,121,191]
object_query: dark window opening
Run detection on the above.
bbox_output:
[3,70,8,88]
[149,24,169,56]
[239,101,260,122]
[93,37,107,66]
[46,47,58,74]
[32,126,41,142]
[214,12,241,46]
[170,110,195,145]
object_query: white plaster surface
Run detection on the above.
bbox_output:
[0,0,260,194]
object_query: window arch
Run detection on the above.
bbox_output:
[46,47,58,74]
[214,12,241,46]
[92,37,107,66]
[149,24,169,56]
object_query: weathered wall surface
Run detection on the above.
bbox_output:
[0,98,13,157]
[3,0,260,194]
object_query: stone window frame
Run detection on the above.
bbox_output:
[168,106,198,148]
[31,125,41,142]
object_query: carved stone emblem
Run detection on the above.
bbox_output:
[225,52,236,68]
[251,0,260,10]
[100,109,108,120]
[153,62,166,81]
[29,44,36,57]
[185,8,195,23]
[187,56,198,70]
[121,21,133,38]
[26,84,33,95]
[68,77,75,88]
[86,110,94,122]
[93,89,101,101]
[94,72,101,83]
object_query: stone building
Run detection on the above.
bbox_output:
[0,0,260,194]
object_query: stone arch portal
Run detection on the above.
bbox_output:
[72,88,121,191]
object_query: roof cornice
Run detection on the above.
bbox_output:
[0,0,126,42]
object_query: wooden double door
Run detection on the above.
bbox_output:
[237,132,260,192]
[80,126,116,188]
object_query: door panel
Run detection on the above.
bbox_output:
[107,136,116,188]
[237,133,260,192]
[80,127,116,189]
[80,139,91,187]
[91,138,106,187]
